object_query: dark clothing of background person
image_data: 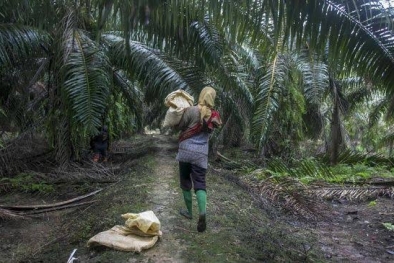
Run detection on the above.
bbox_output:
[90,126,109,162]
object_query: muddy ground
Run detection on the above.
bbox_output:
[1,134,394,262]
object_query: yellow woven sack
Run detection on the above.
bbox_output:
[162,89,194,128]
[87,211,162,253]
[164,89,194,108]
[86,226,159,252]
[122,211,161,236]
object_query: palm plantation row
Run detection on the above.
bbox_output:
[1,0,394,172]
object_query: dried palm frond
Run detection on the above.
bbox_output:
[253,177,323,220]
[47,162,116,182]
[214,155,326,220]
[0,208,25,220]
[0,132,53,176]
[309,186,394,201]
[216,152,258,170]
[216,152,243,169]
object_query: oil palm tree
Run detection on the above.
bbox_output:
[2,0,394,167]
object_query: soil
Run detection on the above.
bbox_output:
[1,134,394,262]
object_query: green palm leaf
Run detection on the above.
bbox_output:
[106,36,192,99]
[0,24,50,67]
[252,54,283,150]
[189,19,224,67]
[369,97,387,127]
[62,29,111,132]
[112,70,144,129]
[297,54,329,104]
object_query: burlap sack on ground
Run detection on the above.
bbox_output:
[87,211,162,252]
[162,89,194,128]
[86,226,159,252]
[122,210,162,236]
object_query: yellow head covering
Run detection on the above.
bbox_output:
[198,86,216,122]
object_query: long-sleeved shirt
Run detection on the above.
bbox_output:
[176,106,209,169]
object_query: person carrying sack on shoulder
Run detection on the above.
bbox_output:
[175,86,222,232]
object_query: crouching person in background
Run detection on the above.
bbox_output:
[90,126,110,162]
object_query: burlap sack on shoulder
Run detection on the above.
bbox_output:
[162,89,194,128]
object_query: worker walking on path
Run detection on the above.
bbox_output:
[175,86,222,232]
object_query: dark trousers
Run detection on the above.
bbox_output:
[93,142,108,157]
[179,162,207,192]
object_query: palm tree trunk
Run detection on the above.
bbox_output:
[329,79,342,165]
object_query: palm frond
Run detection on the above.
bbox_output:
[62,29,111,133]
[0,208,25,220]
[346,87,370,107]
[321,1,394,86]
[319,149,393,166]
[256,177,321,220]
[112,70,144,129]
[105,35,192,100]
[216,152,323,220]
[369,96,387,127]
[0,24,50,67]
[154,56,206,95]
[216,151,260,171]
[267,157,335,180]
[297,54,329,104]
[149,0,273,53]
[219,89,250,145]
[310,186,394,201]
[378,131,394,150]
[189,20,257,139]
[335,77,372,114]
[256,0,394,90]
[251,54,284,150]
[189,18,224,67]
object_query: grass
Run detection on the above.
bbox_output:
[1,172,55,194]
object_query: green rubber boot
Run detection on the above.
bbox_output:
[180,190,192,219]
[196,190,207,232]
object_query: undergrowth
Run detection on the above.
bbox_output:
[227,150,394,186]
[219,147,394,220]
[0,172,55,194]
[6,136,390,262]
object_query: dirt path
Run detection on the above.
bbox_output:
[130,135,186,263]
